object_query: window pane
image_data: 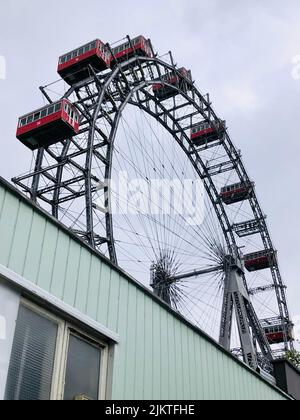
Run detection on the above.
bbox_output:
[41,109,47,118]
[64,334,101,401]
[27,115,33,124]
[5,305,58,401]
[48,106,54,115]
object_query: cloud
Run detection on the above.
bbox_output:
[221,82,261,112]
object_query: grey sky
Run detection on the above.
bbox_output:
[0,0,299,337]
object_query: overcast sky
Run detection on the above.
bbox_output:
[0,0,300,339]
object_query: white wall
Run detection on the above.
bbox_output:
[0,278,20,400]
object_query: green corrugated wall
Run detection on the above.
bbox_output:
[0,178,288,400]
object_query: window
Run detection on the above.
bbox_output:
[64,333,102,400]
[5,305,58,400]
[41,109,47,118]
[47,106,54,115]
[5,301,109,401]
[27,115,33,124]
[66,54,71,61]
[19,118,27,127]
[91,41,96,49]
[33,112,40,121]
[54,103,61,113]
[78,47,84,55]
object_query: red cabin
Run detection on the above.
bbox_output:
[244,250,277,272]
[261,319,294,345]
[16,99,80,150]
[191,120,226,146]
[111,35,152,67]
[58,40,112,85]
[220,181,254,205]
[153,68,192,100]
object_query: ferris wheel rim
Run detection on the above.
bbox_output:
[12,51,293,355]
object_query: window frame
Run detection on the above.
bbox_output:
[16,299,109,401]
[57,326,108,401]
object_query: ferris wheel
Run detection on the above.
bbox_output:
[13,35,294,373]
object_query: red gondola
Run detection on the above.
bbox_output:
[58,40,112,85]
[261,319,294,344]
[220,181,254,205]
[244,250,276,272]
[191,120,226,146]
[111,36,152,67]
[16,99,80,150]
[152,68,192,100]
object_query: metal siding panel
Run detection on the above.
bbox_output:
[62,241,82,306]
[167,313,177,399]
[134,291,145,400]
[160,308,169,399]
[217,352,227,400]
[112,278,129,399]
[123,284,137,400]
[96,263,111,326]
[187,331,197,399]
[107,270,121,332]
[194,334,205,400]
[247,374,255,400]
[0,185,5,213]
[0,192,20,267]
[204,340,215,399]
[254,375,264,400]
[201,338,211,399]
[74,248,92,313]
[244,367,254,399]
[22,211,47,283]
[36,222,59,292]
[143,297,153,400]
[8,203,33,275]
[50,232,70,299]
[181,324,191,400]
[86,255,102,320]
[232,362,242,400]
[226,352,236,400]
[217,352,226,400]
[173,318,184,399]
[210,347,220,399]
[152,303,162,399]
